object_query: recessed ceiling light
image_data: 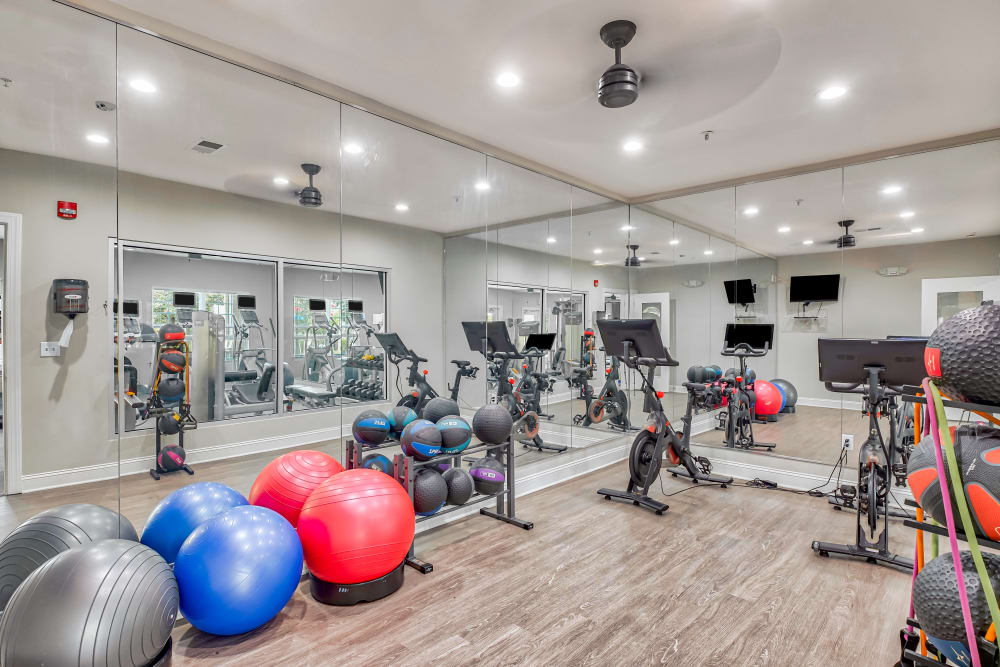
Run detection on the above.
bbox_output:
[395,202,409,212]
[669,239,680,245]
[743,206,759,217]
[86,133,109,144]
[593,248,603,255]
[777,226,791,233]
[802,239,814,245]
[546,237,556,244]
[343,142,363,154]
[881,184,903,195]
[703,249,713,256]
[474,181,491,192]
[129,79,156,93]
[496,71,520,88]
[817,85,848,100]
[273,176,289,186]
[622,139,643,153]
[620,224,635,231]
[900,210,915,219]
[910,227,924,233]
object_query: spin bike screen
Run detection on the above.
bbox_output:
[373,332,412,359]
[723,323,774,353]
[595,318,675,364]
[724,279,755,305]
[523,333,556,352]
[817,338,927,387]
[461,321,516,355]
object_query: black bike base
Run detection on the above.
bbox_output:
[827,494,912,519]
[811,540,913,570]
[597,488,669,515]
[405,554,433,574]
[666,466,733,487]
[309,561,405,605]
[480,506,534,529]
[520,436,567,453]
[149,464,194,481]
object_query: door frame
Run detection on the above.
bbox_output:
[0,213,22,494]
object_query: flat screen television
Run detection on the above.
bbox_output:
[237,294,256,309]
[172,292,196,308]
[724,279,755,305]
[789,274,840,302]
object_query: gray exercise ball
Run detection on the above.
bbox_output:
[0,503,138,611]
[0,539,177,667]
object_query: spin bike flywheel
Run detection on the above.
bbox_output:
[629,432,660,487]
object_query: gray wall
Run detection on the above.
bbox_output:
[0,147,442,477]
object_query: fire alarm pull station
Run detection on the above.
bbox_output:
[57,201,78,219]
[594,279,599,287]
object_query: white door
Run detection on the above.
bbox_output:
[921,276,1000,336]
[629,292,672,392]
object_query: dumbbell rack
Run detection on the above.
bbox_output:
[897,389,1000,666]
[344,436,533,574]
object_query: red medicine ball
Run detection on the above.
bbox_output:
[297,468,415,584]
[249,450,344,527]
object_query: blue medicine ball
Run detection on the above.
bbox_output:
[437,416,472,454]
[400,419,442,461]
[387,406,418,438]
[174,505,302,636]
[352,409,390,446]
[140,482,248,563]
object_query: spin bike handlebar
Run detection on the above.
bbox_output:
[625,355,678,368]
[824,381,904,395]
[721,343,769,358]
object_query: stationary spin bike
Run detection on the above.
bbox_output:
[811,337,927,569]
[572,337,633,432]
[374,331,477,414]
[715,323,776,451]
[595,319,732,515]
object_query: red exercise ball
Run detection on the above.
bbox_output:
[249,450,344,527]
[297,468,415,585]
[753,380,783,416]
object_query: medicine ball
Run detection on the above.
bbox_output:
[771,378,798,409]
[686,366,705,383]
[745,368,757,385]
[352,409,390,446]
[361,453,393,475]
[925,302,1000,406]
[158,349,186,374]
[157,444,187,472]
[412,468,447,516]
[157,412,181,435]
[400,419,442,461]
[472,404,513,445]
[158,322,185,343]
[913,550,1000,643]
[422,396,460,424]
[437,415,472,454]
[708,364,722,378]
[442,467,474,505]
[470,456,505,495]
[907,424,1000,539]
[387,406,418,438]
[158,377,185,404]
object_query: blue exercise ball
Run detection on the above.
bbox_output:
[174,505,302,636]
[140,482,248,563]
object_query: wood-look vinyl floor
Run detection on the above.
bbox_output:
[165,461,912,666]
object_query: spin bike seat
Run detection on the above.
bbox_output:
[451,360,471,368]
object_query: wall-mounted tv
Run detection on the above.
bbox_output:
[724,279,755,305]
[789,274,840,302]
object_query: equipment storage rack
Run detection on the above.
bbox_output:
[897,388,1000,666]
[345,435,533,574]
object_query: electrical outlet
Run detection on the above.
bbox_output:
[40,341,61,357]
[842,434,854,450]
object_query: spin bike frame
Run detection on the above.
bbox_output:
[573,353,633,431]
[719,342,776,451]
[597,342,733,515]
[490,350,566,453]
[811,365,913,569]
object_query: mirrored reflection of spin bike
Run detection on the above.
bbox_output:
[595,319,732,515]
[375,332,477,414]
[811,338,926,569]
[463,321,566,453]
[571,331,633,431]
[513,333,558,422]
[716,323,776,452]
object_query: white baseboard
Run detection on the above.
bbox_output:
[21,424,347,493]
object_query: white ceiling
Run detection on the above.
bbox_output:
[103,0,1000,198]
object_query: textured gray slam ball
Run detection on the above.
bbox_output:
[442,467,474,505]
[412,468,448,516]
[913,551,1000,642]
[926,302,1000,406]
[0,503,138,611]
[472,404,513,445]
[0,539,178,667]
[422,396,460,424]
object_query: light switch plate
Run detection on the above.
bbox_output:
[40,341,61,357]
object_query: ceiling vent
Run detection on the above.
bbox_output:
[191,139,224,154]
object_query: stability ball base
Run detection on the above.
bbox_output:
[147,638,172,667]
[309,561,404,606]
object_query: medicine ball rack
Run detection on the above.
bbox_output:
[896,389,1000,667]
[345,435,533,574]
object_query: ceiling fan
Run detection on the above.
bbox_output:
[818,219,883,247]
[597,20,640,108]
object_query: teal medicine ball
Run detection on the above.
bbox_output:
[437,415,472,454]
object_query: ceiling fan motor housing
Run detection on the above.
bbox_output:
[298,163,323,207]
[598,20,639,108]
